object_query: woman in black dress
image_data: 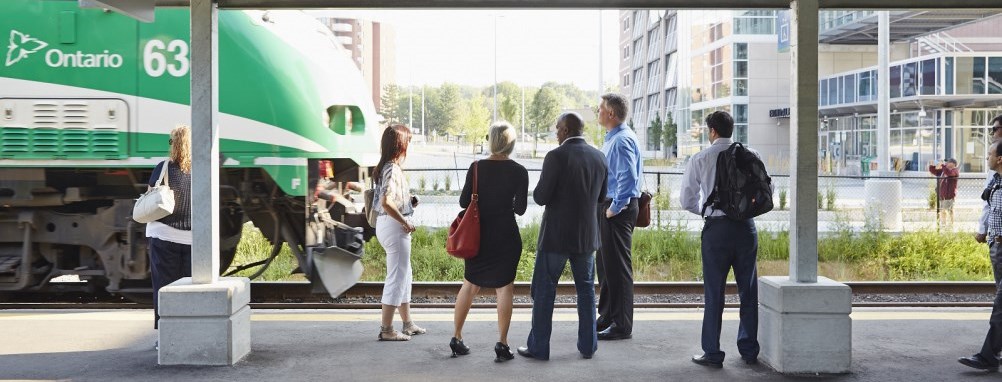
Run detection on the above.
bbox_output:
[449,122,529,362]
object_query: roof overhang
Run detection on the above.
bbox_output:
[820,10,1002,45]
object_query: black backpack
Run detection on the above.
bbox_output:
[701,142,774,220]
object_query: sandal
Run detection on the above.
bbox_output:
[402,321,427,336]
[378,325,411,341]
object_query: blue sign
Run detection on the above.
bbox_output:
[777,10,790,53]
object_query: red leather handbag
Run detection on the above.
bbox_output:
[446,162,480,259]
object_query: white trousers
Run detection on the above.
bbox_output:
[376,215,412,306]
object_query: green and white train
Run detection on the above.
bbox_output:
[0,0,381,297]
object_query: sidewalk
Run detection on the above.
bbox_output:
[0,308,994,381]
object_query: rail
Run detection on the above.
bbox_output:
[0,281,995,309]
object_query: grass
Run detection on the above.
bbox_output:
[231,221,994,282]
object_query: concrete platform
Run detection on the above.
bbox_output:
[0,307,995,381]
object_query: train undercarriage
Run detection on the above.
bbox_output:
[0,160,369,300]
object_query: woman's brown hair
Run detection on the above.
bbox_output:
[373,124,412,182]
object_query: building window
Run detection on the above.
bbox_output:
[623,46,630,60]
[920,58,937,95]
[733,10,776,35]
[623,17,630,31]
[733,43,748,97]
[989,57,1002,94]
[623,73,630,87]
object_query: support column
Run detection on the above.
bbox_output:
[759,1,851,373]
[159,0,250,365]
[877,11,890,173]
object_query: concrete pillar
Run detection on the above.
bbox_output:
[758,1,851,374]
[877,11,890,173]
[158,0,250,365]
[787,0,819,284]
[190,0,220,284]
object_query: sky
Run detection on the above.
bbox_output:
[309,10,621,92]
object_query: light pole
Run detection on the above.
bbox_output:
[493,15,498,122]
[532,122,538,158]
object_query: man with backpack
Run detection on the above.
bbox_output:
[680,111,772,368]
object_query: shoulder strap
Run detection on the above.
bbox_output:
[157,160,170,188]
[472,161,479,198]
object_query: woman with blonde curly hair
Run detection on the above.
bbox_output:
[145,124,193,335]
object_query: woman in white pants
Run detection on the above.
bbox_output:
[373,124,425,341]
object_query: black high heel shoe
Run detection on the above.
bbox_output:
[494,342,515,363]
[450,337,470,358]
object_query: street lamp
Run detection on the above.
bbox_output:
[493,15,499,122]
[532,122,538,157]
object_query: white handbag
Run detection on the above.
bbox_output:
[133,160,175,224]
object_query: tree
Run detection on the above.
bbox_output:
[663,112,678,159]
[380,84,402,123]
[528,87,561,140]
[428,83,462,137]
[496,81,523,125]
[439,84,463,137]
[456,94,491,146]
[648,113,663,154]
[394,86,417,127]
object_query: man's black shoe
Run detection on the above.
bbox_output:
[596,318,611,333]
[597,324,631,341]
[742,357,758,365]
[517,346,536,359]
[958,355,999,371]
[691,354,723,369]
[581,352,594,359]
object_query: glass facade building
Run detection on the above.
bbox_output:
[819,54,1002,173]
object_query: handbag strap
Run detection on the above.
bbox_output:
[471,161,478,202]
[156,160,170,188]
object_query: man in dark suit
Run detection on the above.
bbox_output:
[517,112,608,361]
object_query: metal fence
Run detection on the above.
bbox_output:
[402,168,986,232]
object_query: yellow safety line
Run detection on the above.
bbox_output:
[0,310,989,322]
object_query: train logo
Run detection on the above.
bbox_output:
[5,29,124,68]
[5,30,48,66]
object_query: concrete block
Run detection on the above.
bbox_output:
[158,277,250,317]
[158,277,251,366]
[760,276,851,314]
[759,276,852,374]
[159,305,251,365]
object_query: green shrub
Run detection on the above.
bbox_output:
[444,175,452,191]
[825,188,837,211]
[928,187,937,210]
[778,189,787,210]
[418,176,427,191]
[236,220,993,283]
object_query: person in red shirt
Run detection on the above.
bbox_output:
[929,158,960,227]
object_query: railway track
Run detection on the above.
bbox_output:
[0,281,996,309]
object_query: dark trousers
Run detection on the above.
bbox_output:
[700,217,759,362]
[596,198,638,333]
[526,250,597,360]
[979,242,1002,365]
[149,237,192,328]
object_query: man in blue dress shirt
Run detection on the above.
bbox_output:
[595,93,643,341]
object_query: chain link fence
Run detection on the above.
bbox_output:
[402,168,986,232]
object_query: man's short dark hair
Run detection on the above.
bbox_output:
[600,93,628,122]
[705,111,734,138]
[992,114,1002,127]
[558,112,585,136]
